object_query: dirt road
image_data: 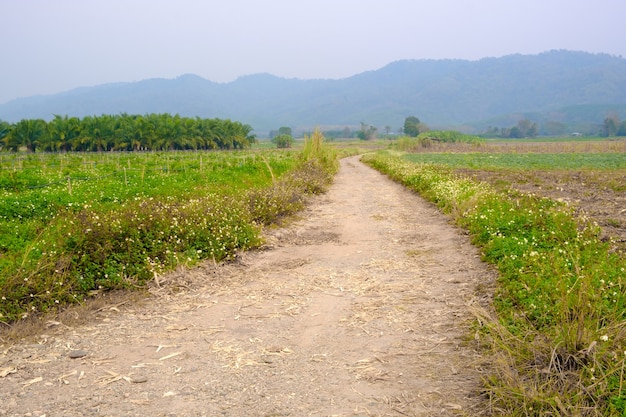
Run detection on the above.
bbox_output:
[0,155,495,416]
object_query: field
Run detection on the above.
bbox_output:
[403,139,626,252]
[363,137,626,415]
[2,134,625,414]
[0,136,338,323]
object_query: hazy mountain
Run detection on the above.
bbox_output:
[1,50,625,134]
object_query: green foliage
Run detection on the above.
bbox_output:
[362,151,626,415]
[483,119,538,139]
[277,126,292,136]
[316,127,353,139]
[301,128,338,177]
[603,114,625,137]
[404,152,626,170]
[0,120,12,148]
[393,131,484,151]
[358,122,378,141]
[272,134,294,148]
[1,113,256,152]
[415,130,484,144]
[5,119,46,152]
[403,116,422,137]
[0,145,338,323]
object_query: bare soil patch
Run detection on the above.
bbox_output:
[458,168,626,252]
[1,156,496,416]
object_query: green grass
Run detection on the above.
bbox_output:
[486,136,625,143]
[404,152,626,170]
[362,150,626,416]
[0,151,294,262]
[0,139,338,323]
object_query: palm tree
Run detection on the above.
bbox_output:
[46,115,81,151]
[7,119,45,151]
[0,120,10,150]
[80,115,114,151]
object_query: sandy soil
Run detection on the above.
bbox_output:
[0,156,496,417]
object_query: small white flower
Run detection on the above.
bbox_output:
[601,335,609,342]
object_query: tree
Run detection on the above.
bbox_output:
[403,116,421,137]
[278,126,292,136]
[617,121,626,137]
[6,119,46,151]
[516,119,529,138]
[88,114,118,151]
[0,114,258,153]
[237,123,256,148]
[0,120,10,150]
[541,121,566,136]
[503,119,538,138]
[45,115,81,151]
[358,122,377,140]
[481,126,501,138]
[272,134,294,148]
[602,115,620,137]
[509,126,523,138]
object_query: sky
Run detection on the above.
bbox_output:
[1,0,625,104]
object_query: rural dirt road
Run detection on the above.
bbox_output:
[1,155,496,416]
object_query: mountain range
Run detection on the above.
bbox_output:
[1,50,625,135]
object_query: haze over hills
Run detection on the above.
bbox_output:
[1,50,625,135]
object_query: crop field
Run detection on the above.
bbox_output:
[403,139,626,249]
[0,140,337,323]
[404,149,626,169]
[364,138,626,415]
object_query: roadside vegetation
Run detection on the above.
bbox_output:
[362,140,626,416]
[0,128,337,324]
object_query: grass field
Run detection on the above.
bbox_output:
[404,151,626,170]
[363,138,626,416]
[0,133,338,323]
[0,151,295,253]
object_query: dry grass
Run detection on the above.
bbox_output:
[0,290,147,344]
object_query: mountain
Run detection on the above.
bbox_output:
[1,50,626,134]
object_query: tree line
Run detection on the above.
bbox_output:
[480,119,539,139]
[0,113,256,152]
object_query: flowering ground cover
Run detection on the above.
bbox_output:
[363,142,626,416]
[0,133,337,323]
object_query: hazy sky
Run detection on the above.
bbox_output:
[1,0,624,104]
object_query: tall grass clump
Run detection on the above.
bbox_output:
[362,151,626,416]
[246,128,337,224]
[302,127,339,177]
[1,144,338,324]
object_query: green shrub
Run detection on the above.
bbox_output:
[272,134,294,148]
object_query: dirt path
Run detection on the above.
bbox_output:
[0,156,495,417]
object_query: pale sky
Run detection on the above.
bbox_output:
[1,0,624,104]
